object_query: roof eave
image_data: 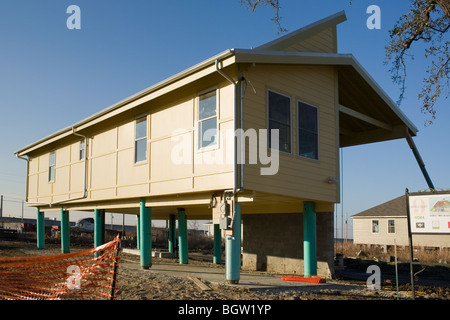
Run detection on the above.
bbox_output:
[15,49,236,157]
[234,49,417,136]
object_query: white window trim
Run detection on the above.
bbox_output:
[197,89,219,151]
[266,88,292,154]
[387,219,396,234]
[48,151,55,183]
[134,115,148,164]
[372,219,379,233]
[297,99,320,161]
[79,139,86,161]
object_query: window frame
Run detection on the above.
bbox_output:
[48,151,55,183]
[297,100,319,161]
[79,139,86,161]
[267,89,292,154]
[197,89,218,150]
[134,115,148,164]
[388,219,396,234]
[372,219,379,233]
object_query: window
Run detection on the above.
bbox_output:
[135,116,147,163]
[198,90,217,149]
[372,220,379,233]
[298,101,318,160]
[48,152,55,182]
[388,219,395,234]
[268,90,291,153]
[79,139,86,161]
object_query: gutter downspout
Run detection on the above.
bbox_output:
[15,154,30,204]
[16,127,89,208]
[215,59,244,195]
[216,58,244,284]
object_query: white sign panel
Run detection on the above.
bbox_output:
[408,193,450,234]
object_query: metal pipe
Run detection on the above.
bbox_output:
[215,60,244,284]
[215,60,242,195]
[405,130,435,190]
[405,189,416,300]
[15,154,30,203]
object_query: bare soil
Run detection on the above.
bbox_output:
[1,238,450,301]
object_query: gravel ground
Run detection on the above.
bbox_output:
[115,252,449,300]
[1,238,449,301]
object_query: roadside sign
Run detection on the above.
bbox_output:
[407,191,450,234]
[405,188,450,300]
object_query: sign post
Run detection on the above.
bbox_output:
[405,188,450,300]
[405,189,415,300]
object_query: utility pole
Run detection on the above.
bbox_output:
[0,195,3,218]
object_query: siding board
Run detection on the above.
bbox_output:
[242,64,338,202]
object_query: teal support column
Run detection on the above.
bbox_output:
[213,224,222,264]
[61,209,70,254]
[177,208,188,264]
[94,209,105,248]
[226,202,241,284]
[37,208,45,249]
[136,215,140,250]
[303,201,317,277]
[168,214,176,254]
[139,198,152,269]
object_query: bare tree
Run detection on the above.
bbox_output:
[239,0,450,125]
[239,0,287,33]
[385,0,450,124]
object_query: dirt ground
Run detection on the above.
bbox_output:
[1,238,450,301]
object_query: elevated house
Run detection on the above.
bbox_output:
[353,195,450,250]
[15,11,418,280]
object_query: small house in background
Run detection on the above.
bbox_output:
[352,195,450,249]
[15,11,420,280]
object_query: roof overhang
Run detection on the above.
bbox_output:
[233,49,418,147]
[15,50,236,156]
[15,49,417,156]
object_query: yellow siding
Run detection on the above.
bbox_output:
[285,27,337,53]
[27,82,235,204]
[242,64,338,203]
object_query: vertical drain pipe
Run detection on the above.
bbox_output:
[215,59,243,283]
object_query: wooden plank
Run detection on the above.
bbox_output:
[187,275,212,291]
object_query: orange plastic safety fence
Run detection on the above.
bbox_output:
[0,235,121,300]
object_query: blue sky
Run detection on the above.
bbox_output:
[0,1,449,237]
